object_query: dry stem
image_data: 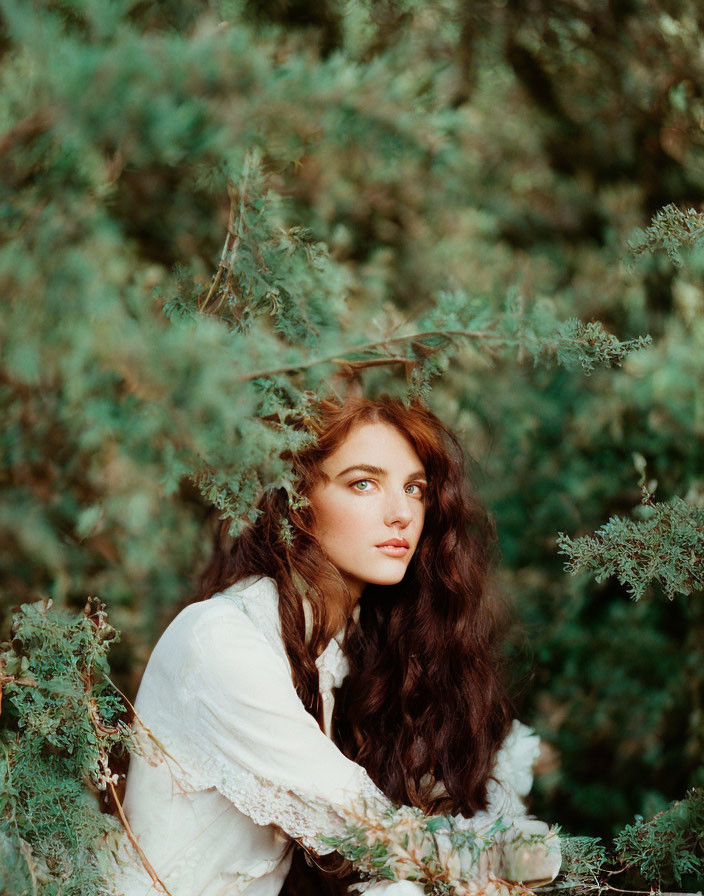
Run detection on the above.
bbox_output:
[199,150,254,313]
[108,778,175,896]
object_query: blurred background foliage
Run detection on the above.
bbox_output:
[1,0,703,890]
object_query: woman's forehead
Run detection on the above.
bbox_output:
[323,421,424,473]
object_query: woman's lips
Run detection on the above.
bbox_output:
[376,545,409,557]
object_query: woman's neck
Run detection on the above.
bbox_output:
[322,599,356,645]
[299,570,363,652]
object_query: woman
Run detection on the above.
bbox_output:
[109,394,561,896]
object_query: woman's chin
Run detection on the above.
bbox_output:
[364,566,409,586]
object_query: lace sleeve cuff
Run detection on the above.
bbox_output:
[476,720,542,825]
[167,743,390,854]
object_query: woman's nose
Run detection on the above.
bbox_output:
[384,491,414,527]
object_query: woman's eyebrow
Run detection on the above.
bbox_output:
[335,464,427,480]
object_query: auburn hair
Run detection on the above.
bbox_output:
[195,393,515,888]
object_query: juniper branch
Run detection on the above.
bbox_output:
[557,494,704,600]
[239,320,650,383]
[629,205,704,267]
[614,789,704,887]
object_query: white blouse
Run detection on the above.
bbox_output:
[108,575,561,896]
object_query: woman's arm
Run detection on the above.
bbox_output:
[144,599,559,891]
[451,722,562,888]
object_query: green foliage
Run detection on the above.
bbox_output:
[194,148,351,342]
[557,486,704,600]
[615,788,704,887]
[552,836,607,892]
[416,291,652,376]
[320,805,507,893]
[2,0,704,893]
[629,205,704,268]
[0,599,130,895]
[548,792,704,893]
[1,0,649,629]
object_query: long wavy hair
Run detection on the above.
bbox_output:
[195,393,514,888]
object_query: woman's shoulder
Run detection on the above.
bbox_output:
[154,575,283,658]
[177,574,279,623]
[139,576,288,698]
[207,573,280,621]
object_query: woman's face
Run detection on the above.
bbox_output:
[308,420,427,601]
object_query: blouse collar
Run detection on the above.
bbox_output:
[304,597,360,738]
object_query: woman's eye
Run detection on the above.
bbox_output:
[350,479,425,498]
[350,480,425,496]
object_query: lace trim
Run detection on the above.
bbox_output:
[115,718,558,892]
[160,741,390,855]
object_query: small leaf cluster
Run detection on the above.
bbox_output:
[0,599,131,896]
[320,802,507,892]
[551,835,607,892]
[629,204,704,268]
[614,788,704,888]
[196,149,351,346]
[540,792,704,894]
[417,291,651,377]
[557,494,704,600]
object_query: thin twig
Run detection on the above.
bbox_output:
[239,327,500,381]
[199,204,236,312]
[105,675,191,778]
[200,150,254,314]
[107,779,175,896]
[603,884,702,896]
[88,674,174,894]
[228,154,251,272]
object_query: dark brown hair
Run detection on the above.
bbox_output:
[196,394,514,886]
